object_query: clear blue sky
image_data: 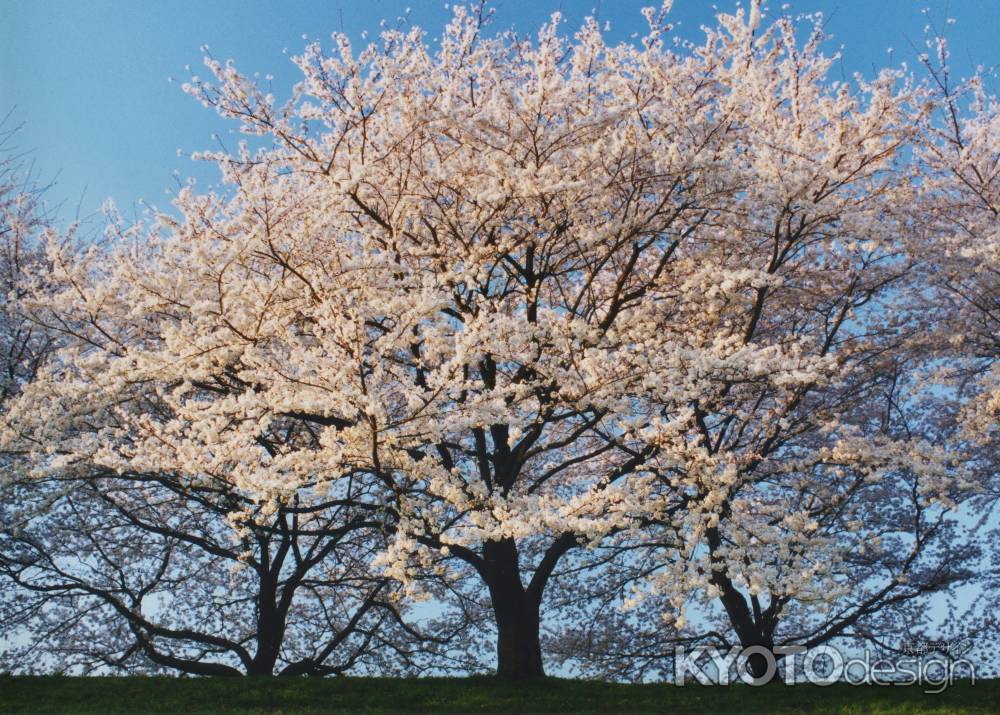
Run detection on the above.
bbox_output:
[2,0,999,221]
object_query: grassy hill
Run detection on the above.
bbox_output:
[0,675,995,714]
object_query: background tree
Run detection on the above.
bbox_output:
[0,114,55,404]
[550,14,992,681]
[0,469,470,676]
[907,38,1000,671]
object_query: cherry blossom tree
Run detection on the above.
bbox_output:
[545,366,980,681]
[907,39,1000,665]
[913,45,1000,463]
[0,115,55,405]
[0,3,991,681]
[0,212,470,677]
[0,471,464,676]
[0,137,464,680]
[543,18,991,681]
[585,11,988,679]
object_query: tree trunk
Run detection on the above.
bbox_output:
[248,578,284,675]
[248,627,281,675]
[744,640,774,680]
[483,538,544,680]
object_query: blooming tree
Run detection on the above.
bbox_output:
[0,3,991,680]
[545,369,980,681]
[0,215,470,676]
[575,11,985,679]
[0,464,466,675]
[908,42,1000,662]
[0,116,55,405]
[0,160,465,679]
[605,26,1000,680]
[914,50,1000,456]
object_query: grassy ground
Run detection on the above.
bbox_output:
[0,675,996,714]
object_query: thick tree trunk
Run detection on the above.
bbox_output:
[493,588,544,679]
[248,629,281,675]
[483,538,545,680]
[248,579,285,675]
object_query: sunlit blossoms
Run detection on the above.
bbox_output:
[1,2,996,680]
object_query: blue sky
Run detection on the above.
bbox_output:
[2,0,999,221]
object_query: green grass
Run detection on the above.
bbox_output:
[0,675,996,714]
